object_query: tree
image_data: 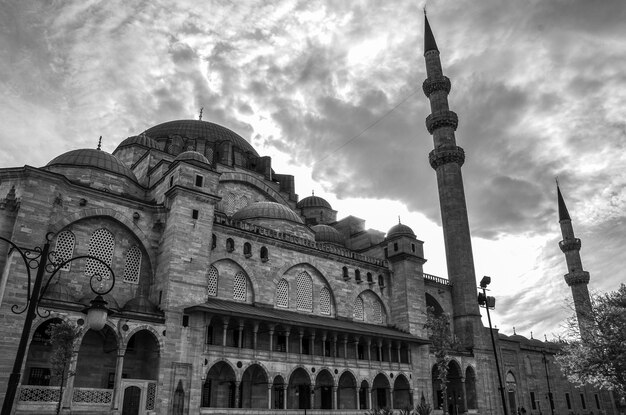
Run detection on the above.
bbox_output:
[555,284,626,398]
[424,307,454,414]
[46,321,82,415]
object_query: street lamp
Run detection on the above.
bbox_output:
[478,276,507,415]
[0,232,116,415]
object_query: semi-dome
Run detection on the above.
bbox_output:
[232,201,304,224]
[143,120,259,157]
[311,224,345,245]
[386,222,416,239]
[174,150,210,165]
[47,149,138,182]
[297,195,332,209]
[116,134,159,150]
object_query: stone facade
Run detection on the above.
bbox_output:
[0,16,621,415]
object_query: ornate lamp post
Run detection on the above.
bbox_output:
[0,232,116,415]
[478,276,507,415]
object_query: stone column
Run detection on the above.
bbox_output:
[332,385,338,409]
[390,388,394,409]
[204,315,213,351]
[222,317,229,347]
[299,329,304,355]
[63,346,81,411]
[110,347,126,411]
[387,341,393,363]
[253,322,259,351]
[284,326,290,353]
[267,383,272,409]
[356,386,361,410]
[321,332,327,360]
[332,335,338,358]
[377,340,383,362]
[396,343,401,365]
[367,386,373,410]
[234,380,241,408]
[355,336,360,362]
[310,332,316,356]
[366,339,372,362]
[461,376,467,413]
[343,336,348,359]
[282,384,288,409]
[238,321,244,348]
[268,324,275,356]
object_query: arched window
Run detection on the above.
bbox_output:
[320,287,331,315]
[367,272,373,284]
[122,245,142,284]
[54,231,75,271]
[353,296,364,320]
[226,238,234,252]
[243,242,252,257]
[260,246,269,262]
[276,279,289,308]
[233,272,247,301]
[372,300,383,324]
[296,271,313,311]
[378,275,385,287]
[211,234,216,250]
[342,266,349,280]
[355,269,361,282]
[85,228,115,280]
[208,266,219,297]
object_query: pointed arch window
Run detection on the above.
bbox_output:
[276,279,289,308]
[208,266,219,297]
[353,296,364,320]
[54,231,75,271]
[233,272,247,301]
[320,287,331,315]
[372,300,382,324]
[85,228,115,281]
[296,271,313,311]
[122,245,142,284]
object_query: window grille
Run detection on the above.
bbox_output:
[373,300,382,323]
[85,228,115,281]
[233,272,247,301]
[225,192,236,213]
[208,266,218,297]
[276,279,289,308]
[296,271,313,311]
[54,231,75,271]
[122,246,141,284]
[320,287,331,315]
[354,296,364,320]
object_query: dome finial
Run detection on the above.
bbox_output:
[513,326,516,335]
[199,107,204,121]
[312,190,315,196]
[398,215,401,224]
[97,136,102,151]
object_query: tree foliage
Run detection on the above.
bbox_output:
[425,307,454,412]
[46,321,82,415]
[555,284,626,397]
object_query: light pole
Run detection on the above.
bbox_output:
[541,351,555,415]
[478,276,508,415]
[0,232,116,415]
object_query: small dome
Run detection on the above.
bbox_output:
[79,294,120,311]
[47,149,138,182]
[123,295,160,314]
[297,195,332,209]
[312,224,345,245]
[387,223,416,239]
[116,134,159,150]
[175,150,210,165]
[232,201,304,224]
[41,282,74,303]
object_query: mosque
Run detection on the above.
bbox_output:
[0,14,620,415]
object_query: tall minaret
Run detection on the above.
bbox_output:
[557,184,593,337]
[422,14,481,346]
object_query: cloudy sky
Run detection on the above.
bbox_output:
[1,0,624,339]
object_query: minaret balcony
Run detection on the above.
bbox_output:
[422,76,451,97]
[564,270,590,286]
[429,146,465,169]
[425,110,458,134]
[559,238,581,253]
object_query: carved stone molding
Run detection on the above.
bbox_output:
[425,110,458,134]
[559,238,581,253]
[564,271,590,286]
[429,146,465,169]
[422,76,451,97]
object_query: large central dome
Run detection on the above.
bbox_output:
[143,120,258,157]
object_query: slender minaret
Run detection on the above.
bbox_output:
[422,14,481,346]
[557,184,593,337]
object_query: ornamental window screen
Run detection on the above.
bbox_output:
[354,296,364,320]
[122,246,142,284]
[207,266,218,297]
[85,228,114,280]
[296,271,313,311]
[276,279,289,308]
[320,287,331,315]
[233,272,247,301]
[372,300,382,324]
[54,231,75,271]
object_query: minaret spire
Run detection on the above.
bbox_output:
[557,183,592,339]
[422,14,480,347]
